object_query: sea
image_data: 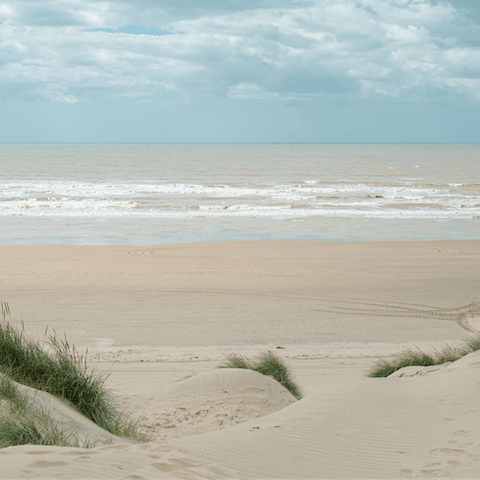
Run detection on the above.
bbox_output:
[0,143,479,245]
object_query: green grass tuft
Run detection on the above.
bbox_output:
[220,351,302,399]
[368,335,480,378]
[0,374,92,448]
[0,305,145,442]
[368,349,437,378]
[435,345,461,364]
[459,336,480,356]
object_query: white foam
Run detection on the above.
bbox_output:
[0,176,479,221]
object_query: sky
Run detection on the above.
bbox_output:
[0,0,479,143]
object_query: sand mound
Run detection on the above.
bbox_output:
[135,368,297,441]
[0,375,133,447]
[3,353,480,478]
[170,350,480,478]
[0,368,295,479]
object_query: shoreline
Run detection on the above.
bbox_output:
[3,228,480,246]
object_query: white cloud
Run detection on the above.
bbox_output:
[0,3,13,16]
[0,0,479,103]
[228,83,281,99]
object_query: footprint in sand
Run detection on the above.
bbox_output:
[27,461,69,468]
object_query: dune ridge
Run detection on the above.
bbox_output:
[2,351,480,478]
[171,350,480,478]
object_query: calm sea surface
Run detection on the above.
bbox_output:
[0,143,479,245]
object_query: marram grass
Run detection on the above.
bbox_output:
[368,336,480,378]
[0,374,100,448]
[0,305,145,443]
[220,351,302,400]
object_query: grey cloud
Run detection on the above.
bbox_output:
[109,0,317,16]
[9,5,81,27]
[449,0,480,14]
[3,0,314,29]
[0,0,479,104]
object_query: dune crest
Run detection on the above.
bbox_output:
[133,368,297,441]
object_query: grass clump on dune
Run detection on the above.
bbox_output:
[368,337,480,378]
[459,336,480,356]
[0,302,144,442]
[0,374,94,448]
[220,351,302,400]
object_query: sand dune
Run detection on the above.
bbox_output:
[0,374,131,448]
[0,367,295,479]
[1,240,480,478]
[2,352,480,478]
[170,350,480,478]
[132,368,297,441]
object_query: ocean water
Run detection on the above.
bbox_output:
[0,143,479,245]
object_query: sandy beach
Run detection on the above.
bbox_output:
[1,240,480,478]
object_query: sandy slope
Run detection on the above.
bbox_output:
[2,352,480,478]
[170,351,480,478]
[0,374,132,448]
[0,368,295,479]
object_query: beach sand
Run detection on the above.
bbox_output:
[1,240,480,478]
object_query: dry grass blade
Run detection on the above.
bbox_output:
[1,302,10,321]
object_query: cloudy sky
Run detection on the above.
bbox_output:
[1,0,479,142]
